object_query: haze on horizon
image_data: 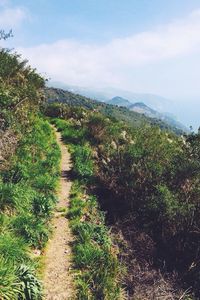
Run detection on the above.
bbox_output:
[1,0,199,130]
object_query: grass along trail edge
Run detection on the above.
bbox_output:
[43,130,74,300]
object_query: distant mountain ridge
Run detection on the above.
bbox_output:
[49,82,171,112]
[107,96,188,133]
[107,96,132,107]
[130,102,159,118]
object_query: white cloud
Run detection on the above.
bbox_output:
[18,8,200,89]
[0,4,28,28]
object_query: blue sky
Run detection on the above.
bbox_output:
[4,0,200,45]
[1,0,200,129]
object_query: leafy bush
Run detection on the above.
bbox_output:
[51,118,71,131]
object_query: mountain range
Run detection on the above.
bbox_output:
[107,96,188,132]
[48,82,189,133]
[49,82,171,112]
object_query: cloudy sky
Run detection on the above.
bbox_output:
[0,0,200,129]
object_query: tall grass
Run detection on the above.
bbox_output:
[71,145,94,180]
[0,118,61,299]
[68,182,123,300]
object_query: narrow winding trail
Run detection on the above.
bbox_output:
[43,130,74,300]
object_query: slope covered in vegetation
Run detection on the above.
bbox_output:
[45,87,185,135]
[1,45,200,300]
[0,49,60,299]
[46,102,200,299]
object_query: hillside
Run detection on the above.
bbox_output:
[45,87,185,134]
[107,96,188,133]
[45,102,200,299]
[105,96,132,107]
[1,47,200,299]
[0,49,61,299]
[50,82,171,111]
[0,47,125,299]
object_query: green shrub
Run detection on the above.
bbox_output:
[0,234,29,264]
[62,127,86,145]
[12,214,50,249]
[74,222,111,246]
[67,197,85,220]
[72,145,94,179]
[51,118,71,131]
[32,173,58,192]
[32,194,57,218]
[0,256,22,300]
[17,264,42,300]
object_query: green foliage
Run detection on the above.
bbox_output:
[0,118,60,298]
[72,145,94,179]
[67,197,85,220]
[0,182,34,212]
[17,265,42,300]
[0,48,61,299]
[62,127,86,145]
[0,233,29,264]
[68,181,122,300]
[0,256,21,300]
[32,194,56,218]
[51,118,71,132]
[74,222,111,246]
[12,214,50,249]
[0,49,45,140]
[50,102,200,297]
[45,88,184,134]
[0,257,42,300]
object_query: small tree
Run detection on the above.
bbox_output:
[0,29,13,40]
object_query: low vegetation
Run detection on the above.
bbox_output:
[69,182,123,299]
[1,43,200,299]
[0,49,60,299]
[47,105,200,299]
[0,118,60,299]
[52,118,124,299]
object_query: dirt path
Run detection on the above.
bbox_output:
[43,130,74,300]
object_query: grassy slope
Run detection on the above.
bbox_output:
[0,118,61,299]
[0,49,62,299]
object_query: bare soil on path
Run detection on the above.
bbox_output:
[43,130,74,300]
